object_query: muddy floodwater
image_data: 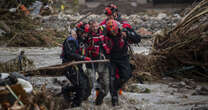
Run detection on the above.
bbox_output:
[0,47,208,110]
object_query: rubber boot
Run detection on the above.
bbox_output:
[61,85,75,101]
[71,94,82,108]
[95,91,105,105]
[112,96,119,106]
[71,102,81,108]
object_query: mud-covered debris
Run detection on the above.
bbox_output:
[0,9,67,47]
[0,53,35,73]
[156,13,167,20]
[124,84,151,93]
[137,28,152,36]
[133,0,208,81]
[168,79,197,90]
[0,20,11,33]
[0,84,29,105]
[0,29,6,37]
[52,78,67,86]
[0,84,69,110]
[193,86,208,95]
[190,106,208,110]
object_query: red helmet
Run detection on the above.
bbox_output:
[104,4,118,16]
[106,19,119,35]
[76,22,83,28]
[104,7,112,15]
[76,22,89,33]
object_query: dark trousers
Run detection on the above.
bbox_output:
[109,56,132,98]
[62,65,91,104]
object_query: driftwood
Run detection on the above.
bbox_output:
[22,59,109,76]
[147,0,208,81]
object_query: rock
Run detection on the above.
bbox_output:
[169,84,178,88]
[168,81,193,89]
[157,13,167,20]
[124,84,151,93]
[180,81,186,86]
[9,8,17,13]
[0,29,6,37]
[184,78,196,89]
[193,86,208,95]
[128,99,138,104]
[130,2,137,7]
[86,2,100,8]
[52,78,66,86]
[173,14,181,19]
[137,28,152,36]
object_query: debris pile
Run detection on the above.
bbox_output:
[124,84,151,93]
[134,0,208,81]
[0,0,35,9]
[193,86,208,95]
[125,13,181,33]
[131,54,158,81]
[41,12,181,36]
[0,72,67,110]
[0,85,65,110]
[0,1,66,47]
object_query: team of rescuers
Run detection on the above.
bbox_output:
[60,4,141,108]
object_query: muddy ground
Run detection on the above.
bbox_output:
[1,47,208,110]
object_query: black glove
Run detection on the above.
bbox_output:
[105,54,111,59]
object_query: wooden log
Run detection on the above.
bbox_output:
[22,59,110,76]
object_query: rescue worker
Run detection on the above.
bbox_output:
[99,4,139,97]
[87,20,110,105]
[60,22,91,108]
[100,4,132,29]
[105,19,140,106]
[101,3,141,79]
[100,4,119,26]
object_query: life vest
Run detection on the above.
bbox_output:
[87,34,110,58]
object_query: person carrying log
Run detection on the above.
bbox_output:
[105,19,141,106]
[86,20,111,105]
[60,22,91,108]
[100,4,142,99]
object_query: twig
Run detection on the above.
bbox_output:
[3,34,17,47]
[6,85,24,106]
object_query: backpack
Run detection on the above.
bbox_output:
[123,27,141,44]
